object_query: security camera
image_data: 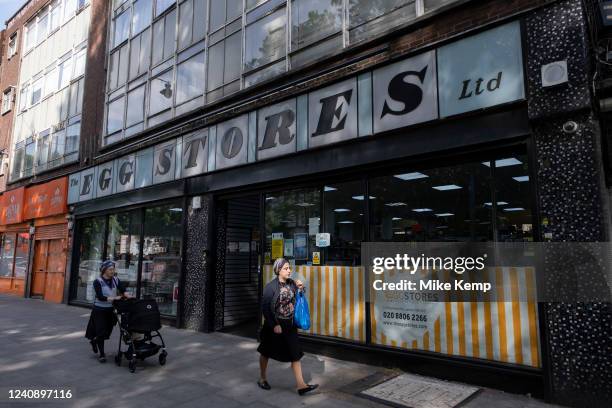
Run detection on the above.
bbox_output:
[562,121,578,134]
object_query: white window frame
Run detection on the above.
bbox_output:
[7,33,17,59]
[1,87,14,114]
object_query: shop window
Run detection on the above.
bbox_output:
[348,0,416,45]
[75,216,107,303]
[113,8,131,48]
[13,234,29,279]
[129,29,152,80]
[107,211,142,297]
[490,155,534,242]
[152,8,176,65]
[244,6,286,72]
[0,234,16,277]
[176,52,205,105]
[370,161,493,242]
[132,0,153,36]
[264,185,366,343]
[149,69,174,116]
[141,203,183,316]
[178,0,207,50]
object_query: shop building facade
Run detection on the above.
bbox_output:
[64,0,611,406]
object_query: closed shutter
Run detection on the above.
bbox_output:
[35,223,67,240]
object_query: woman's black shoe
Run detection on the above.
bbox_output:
[98,356,107,363]
[90,340,98,354]
[298,384,318,395]
[257,380,271,390]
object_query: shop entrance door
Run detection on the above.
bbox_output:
[221,195,261,337]
[30,239,66,303]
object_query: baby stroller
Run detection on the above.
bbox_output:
[113,298,167,373]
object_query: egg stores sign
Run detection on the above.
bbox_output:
[68,22,524,204]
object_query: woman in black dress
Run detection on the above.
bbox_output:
[257,258,318,395]
[85,260,127,362]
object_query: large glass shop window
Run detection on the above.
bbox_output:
[367,155,540,368]
[106,211,141,297]
[75,216,107,302]
[140,203,183,316]
[264,184,366,343]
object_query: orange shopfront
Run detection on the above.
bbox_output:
[0,187,29,296]
[0,178,69,302]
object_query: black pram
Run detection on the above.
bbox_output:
[113,298,167,373]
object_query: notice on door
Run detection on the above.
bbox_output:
[271,232,284,259]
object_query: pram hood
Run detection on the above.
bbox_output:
[114,298,162,332]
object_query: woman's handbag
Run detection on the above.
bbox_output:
[294,290,311,330]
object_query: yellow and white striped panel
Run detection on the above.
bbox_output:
[371,267,541,368]
[263,265,366,342]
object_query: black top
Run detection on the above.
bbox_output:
[261,278,298,328]
[93,277,126,302]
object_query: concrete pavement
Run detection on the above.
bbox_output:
[0,294,563,408]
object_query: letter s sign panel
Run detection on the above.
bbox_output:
[373,50,438,134]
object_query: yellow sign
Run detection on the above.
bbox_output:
[264,252,271,264]
[312,252,320,265]
[271,239,284,259]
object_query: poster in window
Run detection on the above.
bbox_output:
[284,239,294,257]
[271,233,283,259]
[294,233,308,260]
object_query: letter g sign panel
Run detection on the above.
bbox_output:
[373,50,438,134]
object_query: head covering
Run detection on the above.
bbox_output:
[99,260,116,274]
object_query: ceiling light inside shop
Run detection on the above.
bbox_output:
[296,202,315,207]
[513,176,529,182]
[169,208,182,212]
[334,208,350,212]
[503,207,525,212]
[412,208,433,212]
[482,158,522,167]
[324,186,337,192]
[352,195,376,200]
[484,201,509,206]
[392,217,402,221]
[394,172,428,180]
[385,202,407,207]
[435,213,454,217]
[432,184,462,191]
[338,221,355,224]
[266,196,275,200]
[394,231,406,235]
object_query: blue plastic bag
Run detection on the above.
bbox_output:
[294,290,311,330]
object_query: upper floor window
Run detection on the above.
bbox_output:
[7,33,17,59]
[25,20,36,52]
[2,88,14,114]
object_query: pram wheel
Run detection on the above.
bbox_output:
[114,352,122,366]
[159,350,167,366]
[129,360,136,373]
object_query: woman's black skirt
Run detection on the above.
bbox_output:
[257,318,304,362]
[85,307,117,341]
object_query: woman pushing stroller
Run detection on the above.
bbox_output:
[85,260,131,362]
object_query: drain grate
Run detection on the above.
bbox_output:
[358,373,480,408]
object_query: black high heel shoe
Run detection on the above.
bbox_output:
[297,384,318,395]
[257,380,271,390]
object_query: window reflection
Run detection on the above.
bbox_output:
[291,0,343,49]
[75,216,106,302]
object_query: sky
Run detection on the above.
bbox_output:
[0,0,25,26]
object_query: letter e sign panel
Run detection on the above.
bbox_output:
[308,77,358,149]
[216,114,249,170]
[373,50,438,134]
[437,21,524,118]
